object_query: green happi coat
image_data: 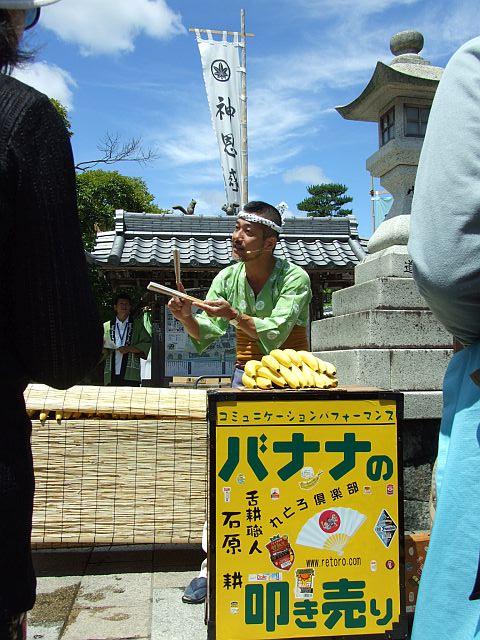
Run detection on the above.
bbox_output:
[103,317,151,385]
[191,258,312,355]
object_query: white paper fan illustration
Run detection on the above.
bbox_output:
[296,507,366,555]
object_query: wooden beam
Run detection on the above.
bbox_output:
[189,27,254,37]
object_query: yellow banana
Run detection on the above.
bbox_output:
[314,372,334,388]
[256,366,287,387]
[312,371,325,388]
[55,412,62,422]
[39,411,48,422]
[300,363,315,387]
[316,358,336,377]
[256,376,273,390]
[324,361,337,378]
[291,363,307,387]
[245,359,262,378]
[284,349,302,367]
[270,349,292,368]
[299,470,324,490]
[298,350,320,371]
[261,354,281,372]
[329,378,339,388]
[242,373,258,389]
[279,364,300,389]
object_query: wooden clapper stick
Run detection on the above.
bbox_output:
[147,281,210,311]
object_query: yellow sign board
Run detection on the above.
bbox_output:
[210,393,405,640]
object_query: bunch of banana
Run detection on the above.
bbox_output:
[242,350,338,390]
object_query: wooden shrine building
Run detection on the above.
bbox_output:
[89,211,367,386]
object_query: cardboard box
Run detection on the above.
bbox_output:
[404,530,430,613]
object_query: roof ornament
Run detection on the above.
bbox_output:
[390,30,428,67]
[222,202,240,216]
[172,199,197,215]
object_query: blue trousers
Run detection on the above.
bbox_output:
[412,343,480,640]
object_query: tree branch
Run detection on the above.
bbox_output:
[75,132,159,172]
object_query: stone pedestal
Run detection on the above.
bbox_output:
[311,247,453,528]
[312,245,453,418]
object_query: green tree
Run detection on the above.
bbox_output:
[77,170,165,250]
[50,98,73,137]
[297,183,353,217]
[78,170,169,321]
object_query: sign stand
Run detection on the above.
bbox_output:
[208,388,408,640]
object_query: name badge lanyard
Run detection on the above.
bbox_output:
[116,321,129,346]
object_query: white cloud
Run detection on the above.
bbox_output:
[249,87,317,147]
[283,165,330,185]
[195,190,229,215]
[159,121,219,166]
[155,83,318,178]
[41,0,185,56]
[415,1,480,57]
[13,62,76,109]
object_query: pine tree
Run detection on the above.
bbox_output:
[297,183,353,217]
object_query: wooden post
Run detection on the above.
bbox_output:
[240,9,248,209]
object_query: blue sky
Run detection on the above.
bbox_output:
[14,0,477,238]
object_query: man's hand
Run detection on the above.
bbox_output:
[201,298,237,320]
[118,345,146,356]
[167,282,193,322]
[117,346,131,354]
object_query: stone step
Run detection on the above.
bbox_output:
[332,277,427,316]
[403,390,443,420]
[314,348,452,391]
[355,245,413,284]
[311,310,452,351]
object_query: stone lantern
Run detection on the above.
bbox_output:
[311,31,453,527]
[338,30,443,258]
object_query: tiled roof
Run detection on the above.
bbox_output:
[90,210,368,270]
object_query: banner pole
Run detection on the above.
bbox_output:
[240,8,248,208]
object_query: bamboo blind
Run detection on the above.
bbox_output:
[26,385,208,548]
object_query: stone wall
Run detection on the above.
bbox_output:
[402,419,439,530]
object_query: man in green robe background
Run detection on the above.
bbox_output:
[103,293,151,386]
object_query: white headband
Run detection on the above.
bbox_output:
[237,211,282,233]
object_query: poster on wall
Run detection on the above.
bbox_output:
[209,390,406,640]
[165,308,236,378]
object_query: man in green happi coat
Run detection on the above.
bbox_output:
[103,293,151,386]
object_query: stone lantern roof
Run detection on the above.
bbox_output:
[336,30,443,122]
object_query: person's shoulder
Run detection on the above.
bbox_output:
[0,75,63,138]
[216,262,241,279]
[452,35,480,58]
[0,74,52,112]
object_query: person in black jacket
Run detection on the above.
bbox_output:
[0,2,102,637]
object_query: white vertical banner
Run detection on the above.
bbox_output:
[196,30,243,206]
